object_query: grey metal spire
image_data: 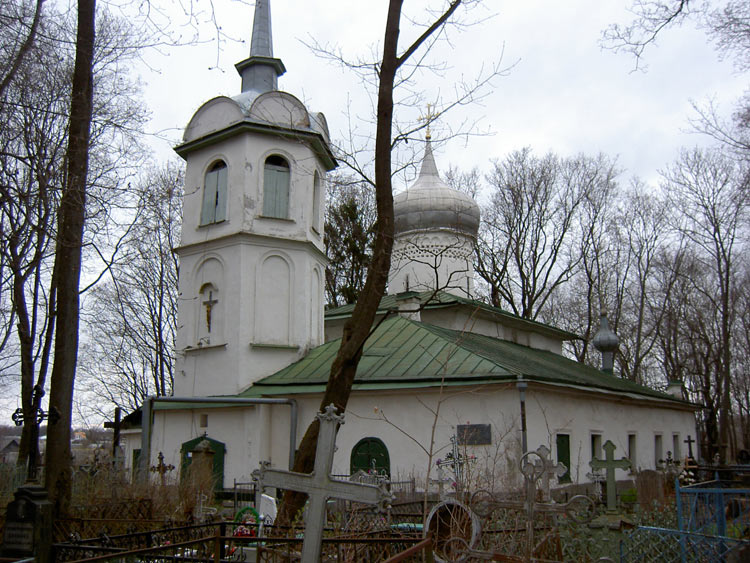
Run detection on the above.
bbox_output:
[418,138,440,180]
[235,0,286,93]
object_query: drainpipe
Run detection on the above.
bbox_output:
[138,396,298,481]
[517,380,528,454]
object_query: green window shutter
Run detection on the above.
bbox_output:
[556,434,571,483]
[201,168,219,225]
[214,165,228,222]
[264,164,290,218]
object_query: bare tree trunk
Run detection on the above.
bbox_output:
[276,0,463,526]
[45,0,95,517]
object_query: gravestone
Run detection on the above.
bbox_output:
[636,469,665,506]
[0,483,52,563]
[589,440,631,513]
[254,405,393,562]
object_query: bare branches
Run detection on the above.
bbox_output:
[602,0,692,70]
[0,0,45,99]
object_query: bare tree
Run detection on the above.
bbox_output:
[79,163,182,417]
[476,149,617,321]
[661,147,748,461]
[0,0,45,99]
[45,0,96,515]
[276,0,488,527]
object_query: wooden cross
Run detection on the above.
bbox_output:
[202,290,218,333]
[254,405,393,562]
[589,440,631,513]
[684,434,696,459]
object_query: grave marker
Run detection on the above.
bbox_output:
[534,445,567,501]
[0,484,52,563]
[589,440,631,512]
[254,405,393,562]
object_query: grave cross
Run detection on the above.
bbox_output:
[11,385,59,482]
[534,445,567,502]
[149,452,175,486]
[684,435,696,459]
[254,405,393,563]
[589,440,631,513]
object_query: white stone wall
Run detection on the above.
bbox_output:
[388,231,475,298]
[174,126,326,397]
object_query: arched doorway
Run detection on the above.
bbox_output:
[180,435,226,489]
[350,437,390,476]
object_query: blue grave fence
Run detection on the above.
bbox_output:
[620,526,748,562]
[675,479,750,536]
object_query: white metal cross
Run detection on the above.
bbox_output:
[254,404,393,562]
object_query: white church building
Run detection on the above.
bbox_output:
[121,0,696,494]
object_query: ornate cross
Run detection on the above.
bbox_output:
[11,385,59,482]
[589,440,631,512]
[150,451,175,486]
[684,434,696,459]
[254,405,392,562]
[202,290,218,333]
[419,102,439,140]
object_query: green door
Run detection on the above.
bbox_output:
[350,438,390,476]
[556,434,571,483]
[180,436,226,489]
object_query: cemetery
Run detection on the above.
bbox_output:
[2,409,750,561]
[2,0,749,562]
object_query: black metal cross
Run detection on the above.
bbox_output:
[11,385,59,482]
[684,435,696,459]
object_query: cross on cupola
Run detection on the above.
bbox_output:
[419,102,439,140]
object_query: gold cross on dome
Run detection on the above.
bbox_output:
[419,103,439,140]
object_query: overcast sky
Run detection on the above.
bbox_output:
[141,0,746,190]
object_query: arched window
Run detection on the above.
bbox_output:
[350,437,390,476]
[263,155,290,218]
[312,171,321,232]
[200,160,228,225]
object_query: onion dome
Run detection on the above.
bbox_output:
[593,315,619,353]
[393,141,480,238]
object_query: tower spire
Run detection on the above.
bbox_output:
[235,0,286,94]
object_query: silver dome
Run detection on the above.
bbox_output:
[394,142,480,237]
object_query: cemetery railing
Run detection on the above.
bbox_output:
[620,525,750,562]
[675,479,750,536]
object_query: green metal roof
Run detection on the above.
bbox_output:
[245,315,690,407]
[324,290,579,341]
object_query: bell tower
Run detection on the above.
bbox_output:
[172,0,336,397]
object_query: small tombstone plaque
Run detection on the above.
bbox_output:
[0,484,52,563]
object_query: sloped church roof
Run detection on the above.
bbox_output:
[243,314,691,408]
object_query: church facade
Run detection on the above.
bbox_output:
[121,0,696,494]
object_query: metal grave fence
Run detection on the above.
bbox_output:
[675,479,750,536]
[620,525,749,562]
